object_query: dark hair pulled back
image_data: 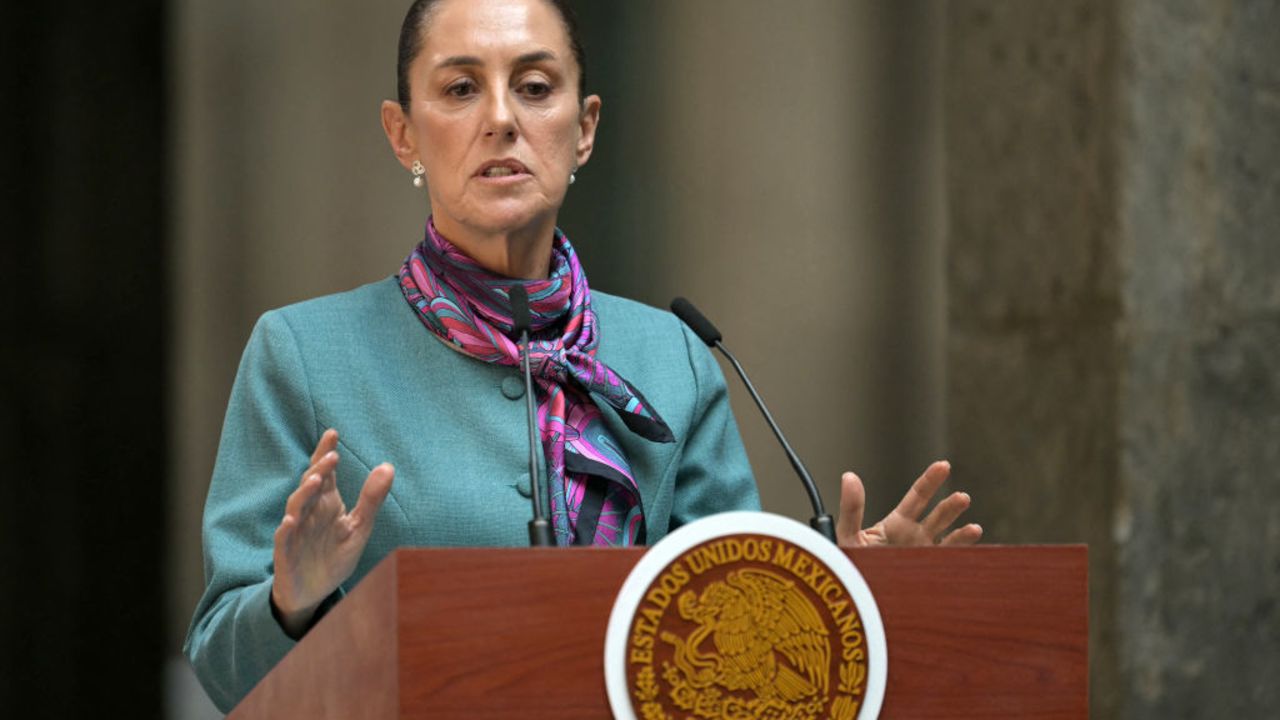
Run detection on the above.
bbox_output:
[396,0,587,111]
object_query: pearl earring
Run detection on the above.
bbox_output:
[411,160,425,188]
[569,170,577,186]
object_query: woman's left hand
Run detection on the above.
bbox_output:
[835,460,983,547]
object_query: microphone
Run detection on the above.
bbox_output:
[670,297,837,543]
[511,285,554,547]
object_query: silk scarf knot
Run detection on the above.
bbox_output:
[398,219,674,546]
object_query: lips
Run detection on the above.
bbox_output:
[475,158,531,178]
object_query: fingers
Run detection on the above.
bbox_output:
[350,463,395,530]
[284,471,325,520]
[298,449,340,490]
[840,460,982,547]
[836,471,866,547]
[310,429,339,465]
[894,460,951,521]
[921,491,972,540]
[286,451,341,527]
[309,431,341,494]
[940,523,984,546]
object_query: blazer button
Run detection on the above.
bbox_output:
[512,473,533,498]
[501,375,525,400]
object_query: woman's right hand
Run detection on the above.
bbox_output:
[270,428,395,637]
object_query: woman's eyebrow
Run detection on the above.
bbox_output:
[514,50,556,65]
[436,55,483,69]
[434,50,557,70]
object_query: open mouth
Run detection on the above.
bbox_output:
[476,159,531,179]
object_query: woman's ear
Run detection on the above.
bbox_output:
[381,100,417,171]
[574,94,602,169]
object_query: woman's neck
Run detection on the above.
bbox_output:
[431,214,555,279]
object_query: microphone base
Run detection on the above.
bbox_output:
[528,519,555,547]
[809,514,837,544]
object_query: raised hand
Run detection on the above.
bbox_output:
[270,429,395,637]
[836,460,982,548]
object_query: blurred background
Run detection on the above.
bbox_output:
[1,0,1276,718]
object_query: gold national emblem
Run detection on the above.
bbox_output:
[625,534,871,720]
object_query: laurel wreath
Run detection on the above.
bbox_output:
[837,657,866,696]
[632,651,866,719]
[633,666,671,720]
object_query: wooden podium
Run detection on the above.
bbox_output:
[229,546,1087,719]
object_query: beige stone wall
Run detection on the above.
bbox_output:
[641,0,948,524]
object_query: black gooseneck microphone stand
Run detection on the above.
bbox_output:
[670,297,838,543]
[511,285,554,547]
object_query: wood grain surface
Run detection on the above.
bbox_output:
[232,545,1086,719]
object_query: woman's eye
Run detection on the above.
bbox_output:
[521,81,552,98]
[446,80,476,98]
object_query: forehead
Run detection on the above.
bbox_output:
[421,0,569,60]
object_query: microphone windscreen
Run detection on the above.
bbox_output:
[510,285,531,335]
[670,297,722,346]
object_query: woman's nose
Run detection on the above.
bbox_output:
[483,91,517,140]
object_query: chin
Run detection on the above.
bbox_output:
[459,200,558,236]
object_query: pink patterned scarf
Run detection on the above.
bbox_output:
[398,219,673,546]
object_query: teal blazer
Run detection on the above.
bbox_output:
[183,277,759,712]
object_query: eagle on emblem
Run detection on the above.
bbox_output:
[660,568,831,703]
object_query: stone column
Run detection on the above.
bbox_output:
[1116,0,1280,715]
[944,0,1279,716]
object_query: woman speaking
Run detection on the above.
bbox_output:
[185,0,981,712]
